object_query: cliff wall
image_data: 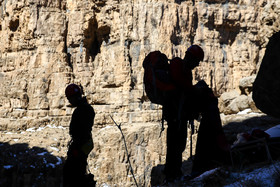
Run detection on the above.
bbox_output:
[0,0,280,186]
[0,0,279,128]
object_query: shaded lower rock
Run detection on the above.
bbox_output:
[0,142,64,187]
[253,31,280,118]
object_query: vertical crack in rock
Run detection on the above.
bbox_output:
[206,12,215,31]
[0,0,3,30]
[209,69,215,92]
[125,39,136,90]
[221,44,227,64]
[84,16,110,63]
[84,16,98,63]
[64,20,72,70]
[31,4,39,38]
[190,8,198,44]
[170,8,182,46]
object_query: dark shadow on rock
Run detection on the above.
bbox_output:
[84,16,111,63]
[150,158,193,186]
[151,115,280,186]
[253,31,280,118]
[0,142,64,187]
[174,0,188,4]
[150,164,165,186]
[223,115,280,144]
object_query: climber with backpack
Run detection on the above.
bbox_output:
[63,84,96,187]
[143,45,205,183]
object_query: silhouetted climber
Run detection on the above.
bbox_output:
[63,84,96,187]
[188,80,231,179]
[162,45,204,182]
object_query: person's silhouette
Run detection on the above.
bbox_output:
[63,84,95,187]
[163,45,204,183]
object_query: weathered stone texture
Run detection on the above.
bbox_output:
[0,0,280,186]
[89,123,167,186]
[0,0,279,128]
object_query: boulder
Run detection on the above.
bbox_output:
[253,31,280,118]
[239,75,256,95]
[219,90,239,114]
[219,90,253,115]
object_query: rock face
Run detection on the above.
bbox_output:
[1,0,280,129]
[253,31,280,118]
[90,123,168,186]
[219,75,259,115]
[0,0,280,186]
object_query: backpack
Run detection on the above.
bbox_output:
[142,51,175,105]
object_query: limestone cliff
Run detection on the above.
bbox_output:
[0,0,280,186]
[0,0,280,129]
[0,0,279,128]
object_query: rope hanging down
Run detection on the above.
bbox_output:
[109,115,139,187]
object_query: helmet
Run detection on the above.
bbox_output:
[65,84,82,98]
[187,45,204,61]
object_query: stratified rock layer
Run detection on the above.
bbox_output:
[0,0,279,128]
[0,0,280,186]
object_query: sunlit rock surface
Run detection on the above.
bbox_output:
[0,0,280,186]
